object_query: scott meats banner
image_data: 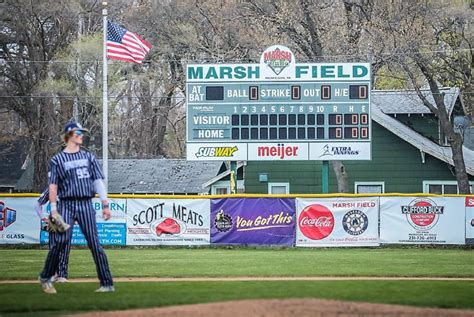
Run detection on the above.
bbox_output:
[126,199,210,246]
[211,198,295,246]
[296,198,379,247]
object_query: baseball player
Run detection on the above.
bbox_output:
[36,189,70,283]
[38,122,114,294]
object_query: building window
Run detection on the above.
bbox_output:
[268,182,290,194]
[423,181,473,194]
[211,180,245,194]
[355,182,384,194]
[214,187,229,195]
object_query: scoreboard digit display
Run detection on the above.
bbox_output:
[186,45,371,161]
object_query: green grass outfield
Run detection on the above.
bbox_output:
[0,247,473,316]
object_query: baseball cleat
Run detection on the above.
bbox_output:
[95,286,115,292]
[39,276,57,294]
[51,275,68,283]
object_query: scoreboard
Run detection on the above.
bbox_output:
[186,45,371,161]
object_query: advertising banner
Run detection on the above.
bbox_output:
[211,198,295,246]
[40,198,127,246]
[465,197,474,244]
[296,198,379,247]
[0,197,40,244]
[187,143,248,161]
[380,197,465,244]
[126,199,210,246]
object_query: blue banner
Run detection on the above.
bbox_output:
[40,222,126,246]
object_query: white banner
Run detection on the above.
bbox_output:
[380,197,465,244]
[187,143,247,161]
[309,142,371,160]
[296,198,379,247]
[248,143,309,160]
[465,197,474,244]
[126,199,210,246]
[0,197,40,244]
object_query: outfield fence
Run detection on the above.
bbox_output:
[1,194,473,246]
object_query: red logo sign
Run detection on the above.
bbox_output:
[299,204,334,240]
[151,217,185,237]
[263,47,292,75]
[257,144,299,159]
[401,198,444,230]
[465,196,474,207]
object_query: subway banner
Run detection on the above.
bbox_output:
[40,198,127,246]
[0,197,39,244]
[211,198,295,246]
[126,199,210,246]
[465,197,474,244]
[380,197,465,244]
[295,198,379,247]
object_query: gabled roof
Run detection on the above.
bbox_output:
[201,161,245,189]
[372,87,459,115]
[371,104,474,175]
[106,159,224,194]
[15,158,225,194]
[0,137,29,188]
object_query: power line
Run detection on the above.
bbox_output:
[1,48,472,64]
[0,91,471,99]
[0,95,185,99]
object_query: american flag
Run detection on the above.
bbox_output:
[107,21,152,64]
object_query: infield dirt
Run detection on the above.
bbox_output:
[69,298,474,317]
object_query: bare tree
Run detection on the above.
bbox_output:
[368,0,472,193]
[243,0,378,192]
[1,0,84,191]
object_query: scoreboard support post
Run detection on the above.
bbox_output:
[322,160,329,194]
[230,161,237,194]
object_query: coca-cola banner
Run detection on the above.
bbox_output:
[211,198,295,246]
[126,199,210,246]
[380,197,465,244]
[296,198,379,247]
[466,197,474,244]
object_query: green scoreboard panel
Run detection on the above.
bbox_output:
[186,45,371,161]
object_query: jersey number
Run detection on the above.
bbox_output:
[76,168,90,179]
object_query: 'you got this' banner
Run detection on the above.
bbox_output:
[211,198,295,246]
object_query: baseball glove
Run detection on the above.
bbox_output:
[47,214,70,233]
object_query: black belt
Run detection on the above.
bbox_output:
[60,196,93,201]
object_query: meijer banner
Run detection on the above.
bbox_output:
[126,199,210,246]
[380,197,465,244]
[211,198,295,246]
[0,198,39,244]
[296,198,379,247]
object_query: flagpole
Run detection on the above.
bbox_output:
[102,2,109,192]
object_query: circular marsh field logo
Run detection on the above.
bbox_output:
[342,210,368,235]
